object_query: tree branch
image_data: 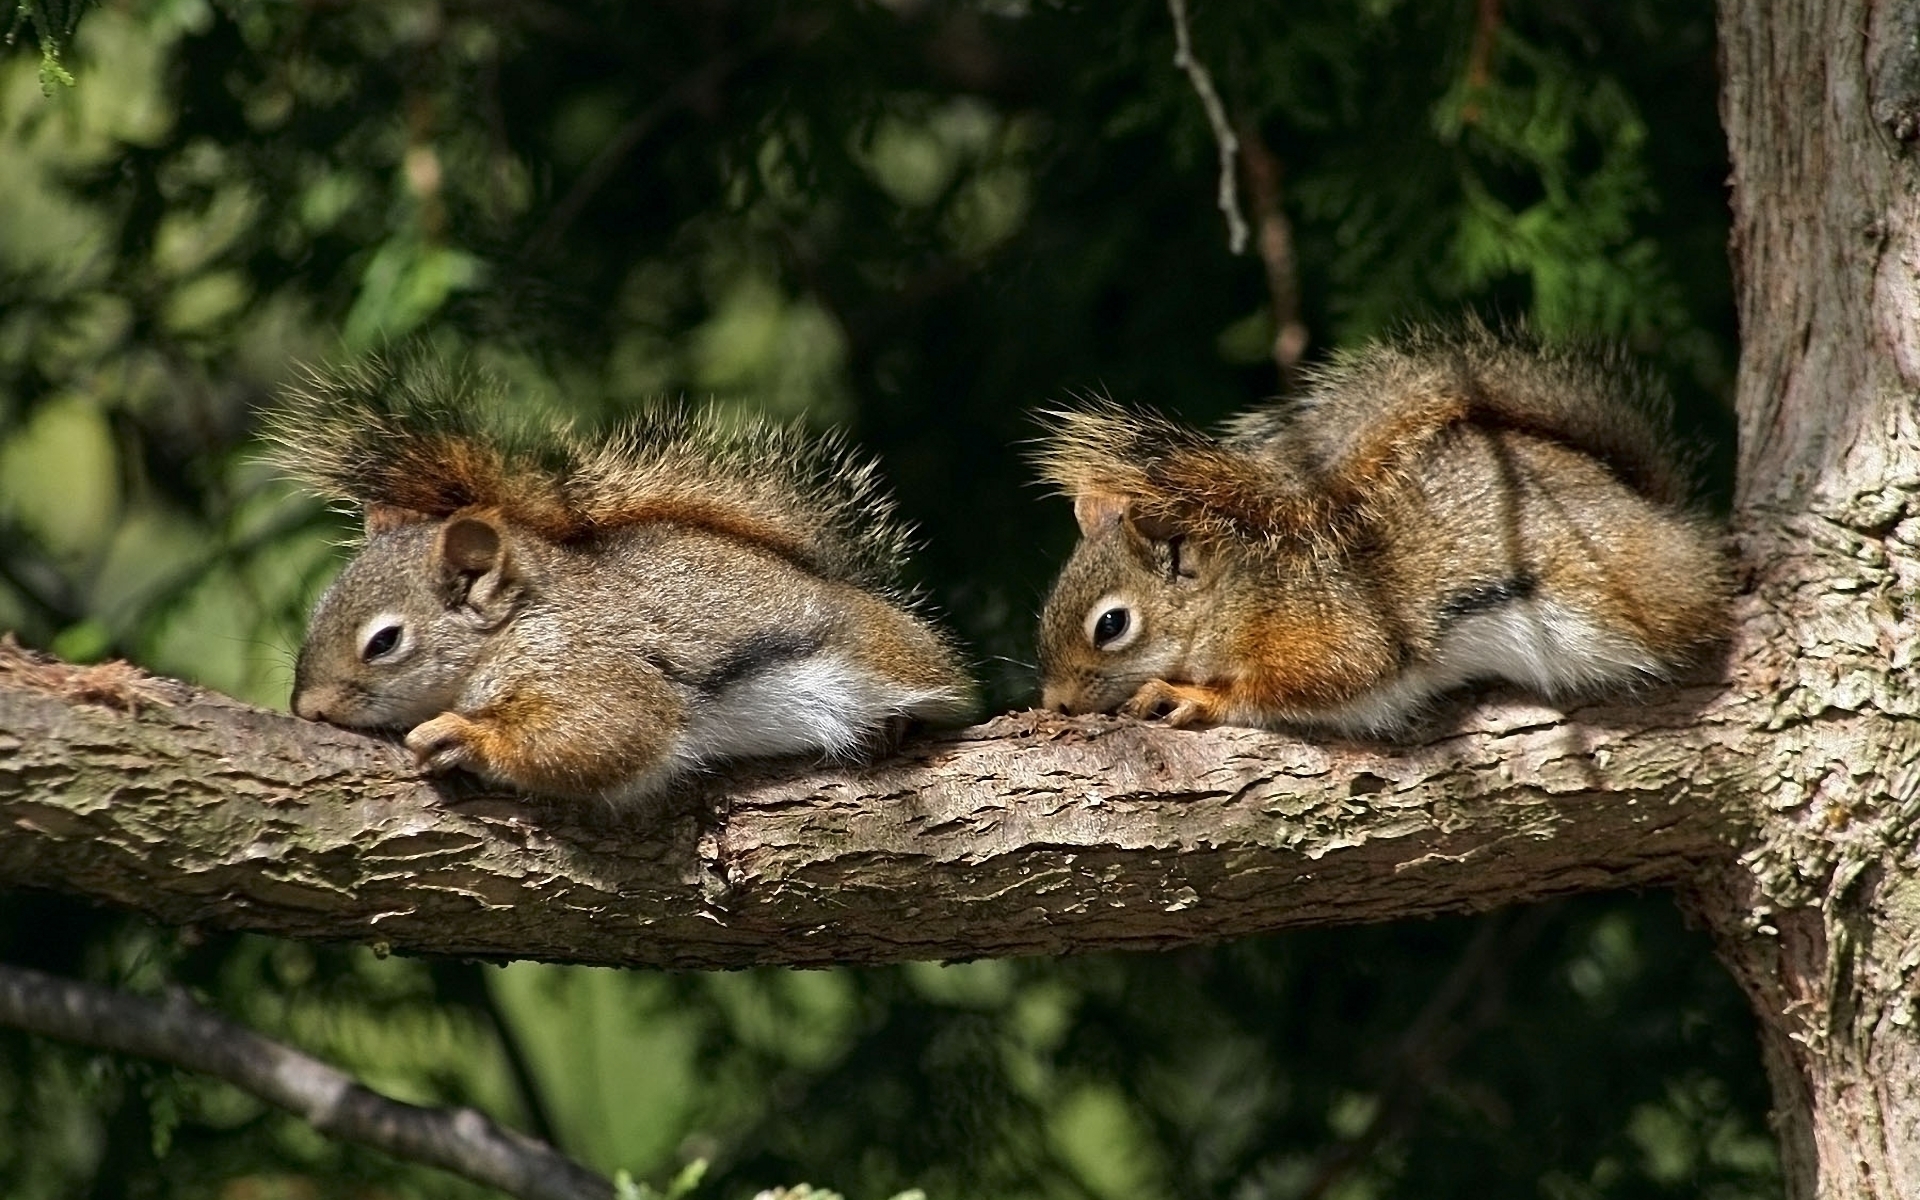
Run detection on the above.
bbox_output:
[1234,118,1309,390]
[1166,0,1249,254]
[1459,0,1503,126]
[0,962,612,1200]
[0,635,1771,972]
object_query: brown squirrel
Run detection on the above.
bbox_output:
[1033,322,1730,734]
[266,355,975,803]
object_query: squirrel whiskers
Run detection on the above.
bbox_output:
[269,353,974,804]
[1034,322,1731,735]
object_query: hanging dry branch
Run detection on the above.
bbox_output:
[0,962,612,1200]
[1165,0,1249,254]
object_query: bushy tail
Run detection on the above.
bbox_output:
[262,353,917,595]
[1266,320,1695,508]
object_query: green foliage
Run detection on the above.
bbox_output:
[616,1158,707,1200]
[0,2,1767,1199]
[3,0,88,92]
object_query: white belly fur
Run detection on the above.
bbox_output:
[1305,598,1662,736]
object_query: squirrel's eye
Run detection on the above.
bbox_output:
[1082,593,1142,652]
[361,624,404,662]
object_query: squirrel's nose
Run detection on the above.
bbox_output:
[1039,684,1073,715]
[292,686,338,723]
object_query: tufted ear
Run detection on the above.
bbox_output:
[1072,491,1132,535]
[1073,492,1214,582]
[1126,509,1188,545]
[434,511,523,626]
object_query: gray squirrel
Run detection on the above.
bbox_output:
[269,357,974,802]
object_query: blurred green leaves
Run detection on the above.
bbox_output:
[0,393,117,558]
[343,237,489,350]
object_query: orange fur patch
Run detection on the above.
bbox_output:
[1227,613,1396,712]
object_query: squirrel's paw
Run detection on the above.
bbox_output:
[406,713,484,775]
[1121,680,1222,729]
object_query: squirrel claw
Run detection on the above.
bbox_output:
[1122,680,1216,728]
[406,713,481,774]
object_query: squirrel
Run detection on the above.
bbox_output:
[1033,322,1731,735]
[265,355,976,804]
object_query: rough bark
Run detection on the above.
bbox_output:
[0,641,1744,970]
[1703,0,1920,1197]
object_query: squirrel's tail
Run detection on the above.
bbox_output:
[262,355,580,534]
[1032,398,1329,545]
[571,411,914,595]
[263,353,917,596]
[1271,320,1696,509]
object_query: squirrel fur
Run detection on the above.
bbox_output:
[268,355,975,803]
[1034,322,1730,734]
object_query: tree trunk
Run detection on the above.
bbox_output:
[1703,0,1920,1195]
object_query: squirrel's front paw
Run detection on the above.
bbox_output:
[406,713,484,775]
[1121,680,1219,728]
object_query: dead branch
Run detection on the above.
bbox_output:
[1166,0,1249,254]
[0,962,611,1200]
[1234,120,1309,389]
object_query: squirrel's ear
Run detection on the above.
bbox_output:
[440,515,502,574]
[1122,507,1217,581]
[1075,490,1191,544]
[1072,492,1133,536]
[435,513,522,623]
[1074,491,1212,576]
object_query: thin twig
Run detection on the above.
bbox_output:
[1234,119,1308,390]
[1166,0,1248,254]
[451,960,565,1150]
[0,963,613,1200]
[1460,0,1503,126]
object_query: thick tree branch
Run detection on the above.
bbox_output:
[0,962,611,1200]
[0,636,1768,972]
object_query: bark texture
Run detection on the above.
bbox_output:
[0,642,1741,970]
[1707,0,1920,1196]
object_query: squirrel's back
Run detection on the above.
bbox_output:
[263,353,917,597]
[1226,320,1696,511]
